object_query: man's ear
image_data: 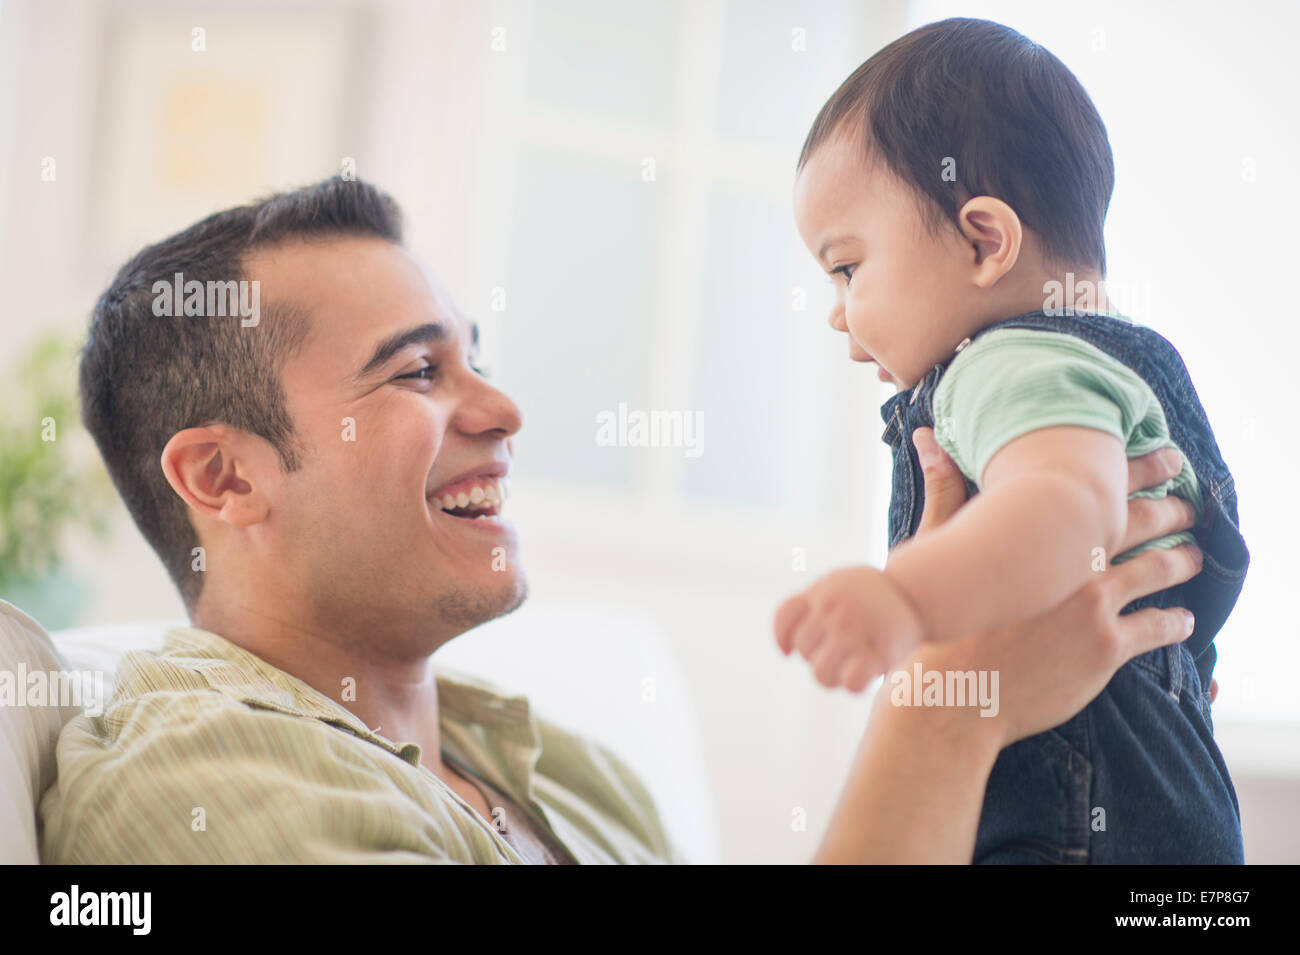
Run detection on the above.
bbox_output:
[956,195,1023,288]
[160,425,274,527]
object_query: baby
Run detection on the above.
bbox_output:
[775,18,1250,863]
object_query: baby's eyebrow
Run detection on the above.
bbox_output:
[817,234,855,264]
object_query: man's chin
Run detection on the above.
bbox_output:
[438,572,529,636]
[493,573,529,622]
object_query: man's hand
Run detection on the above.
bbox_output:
[774,566,927,692]
[899,427,1207,749]
[809,429,1207,864]
[909,425,970,537]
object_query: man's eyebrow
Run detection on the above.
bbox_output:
[353,322,447,382]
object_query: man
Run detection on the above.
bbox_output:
[38,178,1202,863]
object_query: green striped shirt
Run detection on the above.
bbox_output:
[931,326,1204,563]
[38,626,684,864]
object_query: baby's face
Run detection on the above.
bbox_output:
[793,135,981,390]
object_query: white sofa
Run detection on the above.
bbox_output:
[0,597,720,864]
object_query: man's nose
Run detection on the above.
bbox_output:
[455,373,523,438]
[828,306,848,333]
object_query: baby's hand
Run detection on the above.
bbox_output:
[774,566,926,692]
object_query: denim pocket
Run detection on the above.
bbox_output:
[1171,641,1215,733]
[974,714,1094,864]
[1116,644,1215,733]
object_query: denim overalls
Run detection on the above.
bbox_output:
[880,308,1250,863]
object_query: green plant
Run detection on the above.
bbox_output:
[0,331,113,593]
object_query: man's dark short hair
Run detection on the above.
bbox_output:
[798,17,1114,277]
[80,177,403,612]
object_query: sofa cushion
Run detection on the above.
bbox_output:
[0,600,87,864]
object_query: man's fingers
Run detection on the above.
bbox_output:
[1111,606,1194,662]
[1126,446,1183,494]
[1106,543,1203,610]
[1118,495,1198,555]
[1210,678,1219,703]
[913,427,969,536]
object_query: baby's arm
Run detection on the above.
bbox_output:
[775,327,1175,688]
[773,424,1130,686]
[885,423,1129,646]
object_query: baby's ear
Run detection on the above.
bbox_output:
[956,196,1022,284]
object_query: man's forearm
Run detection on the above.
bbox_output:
[812,690,1003,864]
[885,472,1121,645]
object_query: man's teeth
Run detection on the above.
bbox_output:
[433,479,507,513]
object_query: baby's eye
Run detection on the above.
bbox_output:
[831,263,857,285]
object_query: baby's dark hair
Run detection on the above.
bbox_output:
[798,17,1114,277]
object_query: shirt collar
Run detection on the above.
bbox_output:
[154,624,540,775]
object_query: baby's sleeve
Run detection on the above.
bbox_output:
[930,327,1163,489]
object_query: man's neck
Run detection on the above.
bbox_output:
[191,603,451,775]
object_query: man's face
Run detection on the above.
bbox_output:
[245,236,526,649]
[793,133,975,390]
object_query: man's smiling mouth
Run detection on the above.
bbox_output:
[427,475,509,522]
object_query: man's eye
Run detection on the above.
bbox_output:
[398,364,438,382]
[831,263,857,285]
[397,363,488,382]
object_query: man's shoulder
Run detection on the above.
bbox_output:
[38,676,460,864]
[38,691,265,862]
[44,669,327,810]
[40,629,380,863]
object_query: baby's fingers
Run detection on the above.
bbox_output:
[793,617,829,660]
[811,638,857,688]
[839,654,883,695]
[774,594,809,655]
